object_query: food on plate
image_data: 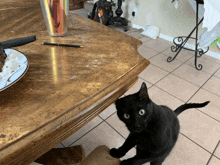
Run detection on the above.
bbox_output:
[0,44,6,72]
[0,49,23,82]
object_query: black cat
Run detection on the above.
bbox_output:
[110,82,210,165]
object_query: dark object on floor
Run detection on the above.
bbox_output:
[34,145,120,165]
[167,0,206,70]
[88,0,113,25]
[108,0,128,32]
[88,0,128,32]
[110,82,210,165]
[69,0,86,10]
[34,145,85,165]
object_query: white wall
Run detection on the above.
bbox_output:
[93,0,220,58]
[119,0,206,46]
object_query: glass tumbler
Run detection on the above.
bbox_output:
[40,0,69,37]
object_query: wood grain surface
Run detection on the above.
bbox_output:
[0,0,150,164]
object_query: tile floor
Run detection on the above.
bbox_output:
[30,9,220,165]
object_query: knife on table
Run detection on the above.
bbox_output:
[0,35,36,49]
[0,35,36,58]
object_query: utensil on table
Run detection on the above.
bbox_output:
[0,35,36,49]
[0,35,36,58]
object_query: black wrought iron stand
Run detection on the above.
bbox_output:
[167,0,209,70]
[109,0,128,32]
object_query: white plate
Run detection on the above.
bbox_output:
[0,48,29,92]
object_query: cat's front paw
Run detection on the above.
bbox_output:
[110,148,125,158]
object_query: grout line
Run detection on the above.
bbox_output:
[138,77,154,87]
[196,109,220,123]
[207,140,220,164]
[170,72,201,88]
[101,111,116,123]
[67,119,105,147]
[213,154,220,161]
[104,120,127,139]
[201,86,220,101]
[61,142,66,148]
[169,54,194,73]
[150,84,186,103]
[185,66,220,103]
[180,132,212,155]
[139,63,171,83]
[183,57,220,76]
[148,47,171,59]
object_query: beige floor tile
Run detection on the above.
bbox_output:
[137,43,159,59]
[156,38,174,47]
[106,113,129,138]
[150,54,183,72]
[155,74,199,102]
[188,88,220,122]
[203,76,220,96]
[53,143,65,148]
[139,64,169,84]
[99,103,117,120]
[62,116,103,147]
[130,27,143,33]
[178,109,220,153]
[144,39,171,52]
[214,68,220,78]
[70,9,88,18]
[214,142,220,159]
[208,156,220,165]
[148,86,184,110]
[69,121,125,157]
[139,35,152,43]
[172,63,212,86]
[162,48,194,63]
[128,30,144,39]
[163,134,210,165]
[185,55,220,75]
[124,78,152,96]
[202,54,220,65]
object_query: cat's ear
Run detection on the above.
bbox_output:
[138,82,149,100]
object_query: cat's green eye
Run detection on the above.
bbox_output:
[139,109,145,115]
[124,114,130,119]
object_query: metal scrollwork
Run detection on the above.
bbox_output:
[167,35,210,70]
[195,63,203,70]
[171,45,178,52]
[197,46,209,57]
[166,0,207,71]
[177,37,183,44]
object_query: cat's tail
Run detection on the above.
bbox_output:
[174,101,210,116]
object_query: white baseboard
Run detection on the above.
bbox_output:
[131,24,145,30]
[131,24,220,60]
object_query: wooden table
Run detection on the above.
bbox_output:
[0,1,150,164]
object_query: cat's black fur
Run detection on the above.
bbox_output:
[110,82,210,165]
